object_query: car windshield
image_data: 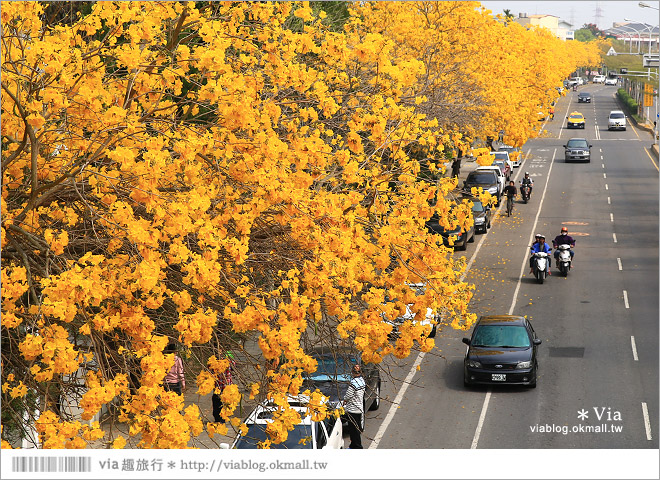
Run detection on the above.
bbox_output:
[493,152,508,160]
[235,424,313,449]
[306,354,356,380]
[467,173,496,183]
[610,112,625,119]
[471,201,485,213]
[471,325,531,348]
[579,93,590,97]
[569,114,583,119]
[567,139,588,148]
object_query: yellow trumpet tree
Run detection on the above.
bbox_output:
[1,1,602,449]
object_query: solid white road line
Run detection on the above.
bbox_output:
[613,233,618,243]
[617,257,622,270]
[642,402,653,440]
[368,350,426,449]
[470,148,557,450]
[470,390,491,449]
[631,336,639,361]
[623,290,630,309]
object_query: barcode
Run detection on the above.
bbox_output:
[12,456,92,473]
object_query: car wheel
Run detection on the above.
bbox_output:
[369,382,381,411]
[468,232,475,243]
[360,406,366,431]
[428,324,437,339]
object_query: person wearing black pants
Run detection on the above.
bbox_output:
[343,364,366,449]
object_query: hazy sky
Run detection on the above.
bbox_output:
[480,1,660,30]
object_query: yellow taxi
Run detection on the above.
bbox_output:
[566,111,585,129]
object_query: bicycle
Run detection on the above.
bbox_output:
[506,195,515,216]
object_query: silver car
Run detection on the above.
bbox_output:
[608,110,626,131]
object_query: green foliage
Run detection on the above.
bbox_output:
[617,88,639,116]
[575,28,596,43]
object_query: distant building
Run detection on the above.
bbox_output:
[515,13,573,41]
[604,22,659,53]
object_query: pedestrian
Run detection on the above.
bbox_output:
[343,364,366,449]
[164,343,185,395]
[451,157,461,178]
[212,351,236,423]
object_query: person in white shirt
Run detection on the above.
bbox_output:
[343,364,366,449]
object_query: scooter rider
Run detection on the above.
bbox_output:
[552,226,576,267]
[521,172,533,196]
[530,234,552,274]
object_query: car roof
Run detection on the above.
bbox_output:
[569,111,583,116]
[245,396,316,425]
[475,315,527,326]
[567,137,588,142]
[609,110,624,114]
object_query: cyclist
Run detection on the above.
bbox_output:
[502,180,517,216]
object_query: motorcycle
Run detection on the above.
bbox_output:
[556,244,572,276]
[532,251,549,284]
[520,182,531,203]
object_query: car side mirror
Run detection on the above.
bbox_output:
[462,337,471,345]
[589,145,593,148]
[563,145,567,148]
[533,338,542,346]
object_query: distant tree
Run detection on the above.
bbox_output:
[575,28,597,42]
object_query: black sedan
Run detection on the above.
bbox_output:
[462,315,541,388]
[425,212,475,250]
[302,347,381,431]
[460,194,492,234]
[564,138,592,163]
[577,92,592,103]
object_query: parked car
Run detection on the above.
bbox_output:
[497,145,523,167]
[492,151,514,172]
[463,170,501,204]
[564,137,592,163]
[425,211,476,250]
[462,315,541,388]
[302,346,381,431]
[460,194,492,234]
[382,282,439,340]
[577,92,592,103]
[222,395,343,449]
[475,165,505,198]
[491,159,511,181]
[604,77,618,86]
[593,75,606,83]
[608,110,626,131]
[566,111,585,129]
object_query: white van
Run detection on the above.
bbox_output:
[608,110,626,131]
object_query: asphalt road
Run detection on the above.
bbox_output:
[364,84,659,450]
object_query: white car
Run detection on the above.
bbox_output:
[592,75,606,84]
[221,395,343,449]
[604,77,618,86]
[497,145,523,167]
[382,283,439,340]
[475,165,505,198]
[608,110,626,131]
[492,151,514,173]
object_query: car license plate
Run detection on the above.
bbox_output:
[491,374,506,381]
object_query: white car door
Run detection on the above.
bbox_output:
[322,417,344,449]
